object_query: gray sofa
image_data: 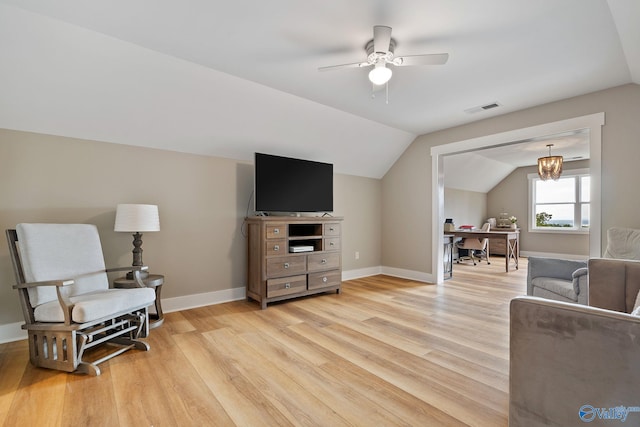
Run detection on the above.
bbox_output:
[527,257,588,304]
[510,258,640,426]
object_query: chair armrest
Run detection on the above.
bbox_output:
[14,279,76,325]
[572,268,589,304]
[105,265,149,273]
[13,279,74,290]
[572,267,588,279]
[107,266,149,288]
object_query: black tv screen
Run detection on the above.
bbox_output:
[255,153,333,213]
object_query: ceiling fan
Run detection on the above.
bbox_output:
[318,25,449,86]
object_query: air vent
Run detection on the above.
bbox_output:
[464,102,502,114]
[482,103,500,110]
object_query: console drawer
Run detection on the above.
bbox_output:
[265,239,287,256]
[267,275,306,297]
[308,270,341,290]
[266,255,306,277]
[324,237,341,251]
[307,252,340,272]
[266,224,286,239]
[324,223,341,236]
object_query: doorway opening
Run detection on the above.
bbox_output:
[430,113,604,284]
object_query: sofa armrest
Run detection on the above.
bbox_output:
[510,296,640,426]
[589,258,640,313]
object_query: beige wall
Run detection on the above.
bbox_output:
[382,83,640,275]
[381,139,431,272]
[334,174,382,270]
[487,160,590,256]
[444,188,487,229]
[0,129,382,325]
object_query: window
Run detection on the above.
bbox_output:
[529,169,590,233]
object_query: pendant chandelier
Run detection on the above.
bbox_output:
[537,144,563,181]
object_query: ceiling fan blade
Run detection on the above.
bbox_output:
[318,61,371,72]
[373,25,392,53]
[393,53,449,66]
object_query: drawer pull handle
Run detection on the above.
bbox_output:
[321,259,327,264]
[330,242,334,246]
[322,276,328,283]
[284,262,290,269]
[285,282,291,289]
[329,227,335,232]
[274,228,280,234]
[274,245,280,251]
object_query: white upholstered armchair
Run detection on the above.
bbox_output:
[6,223,156,375]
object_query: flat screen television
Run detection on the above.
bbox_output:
[254,152,333,213]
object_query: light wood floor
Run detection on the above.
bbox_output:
[0,258,527,426]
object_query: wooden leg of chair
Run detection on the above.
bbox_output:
[76,361,101,376]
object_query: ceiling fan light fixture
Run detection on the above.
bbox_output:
[537,144,563,181]
[368,63,392,85]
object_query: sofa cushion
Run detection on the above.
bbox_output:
[531,277,577,302]
[33,288,155,323]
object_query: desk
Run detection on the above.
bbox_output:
[450,229,519,272]
[113,274,164,328]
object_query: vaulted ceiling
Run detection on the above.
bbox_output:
[0,1,638,178]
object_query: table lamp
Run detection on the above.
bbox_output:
[114,204,160,279]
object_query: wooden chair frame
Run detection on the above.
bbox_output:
[6,229,152,376]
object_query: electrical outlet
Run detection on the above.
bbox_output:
[355,251,360,260]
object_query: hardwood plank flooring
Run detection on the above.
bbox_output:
[0,258,527,426]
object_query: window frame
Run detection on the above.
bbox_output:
[528,168,590,234]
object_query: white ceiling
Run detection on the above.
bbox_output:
[444,129,590,192]
[0,1,638,179]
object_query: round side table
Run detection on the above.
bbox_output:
[113,274,164,328]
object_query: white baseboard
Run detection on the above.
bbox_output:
[0,267,432,343]
[343,266,432,283]
[342,266,382,281]
[380,266,434,283]
[0,322,27,344]
[161,286,247,314]
[520,251,589,260]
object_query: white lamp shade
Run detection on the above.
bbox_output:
[368,64,392,85]
[114,204,160,232]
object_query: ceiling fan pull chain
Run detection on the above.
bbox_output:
[386,82,389,104]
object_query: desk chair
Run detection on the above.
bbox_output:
[456,223,491,265]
